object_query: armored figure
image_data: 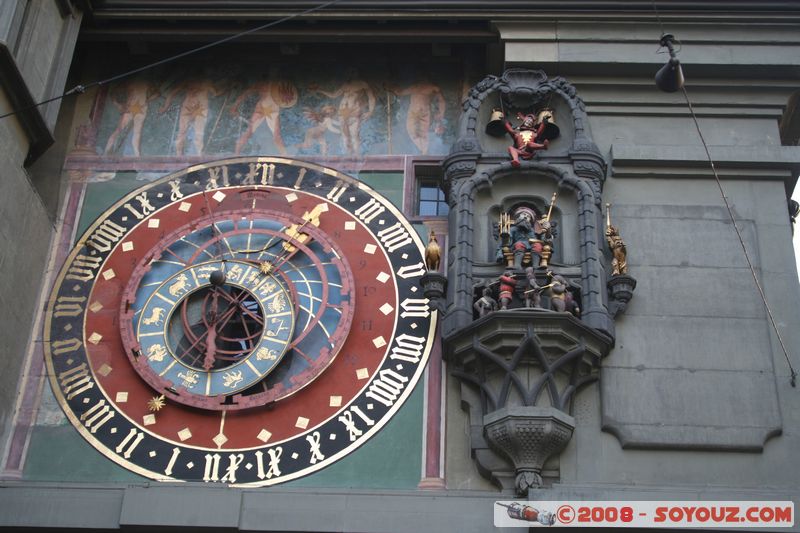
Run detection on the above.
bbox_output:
[605,203,628,276]
[605,225,627,276]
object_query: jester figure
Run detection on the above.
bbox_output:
[504,112,549,167]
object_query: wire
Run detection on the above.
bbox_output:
[0,0,344,121]
[681,85,797,387]
[651,0,666,37]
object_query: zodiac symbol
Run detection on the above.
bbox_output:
[168,273,190,297]
[142,307,165,326]
[258,281,277,296]
[244,270,260,285]
[195,265,218,280]
[146,344,167,362]
[266,318,289,337]
[226,265,244,282]
[222,370,243,388]
[177,370,199,389]
[255,347,278,361]
[268,293,287,314]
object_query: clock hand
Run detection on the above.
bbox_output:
[235,202,327,258]
[202,289,220,371]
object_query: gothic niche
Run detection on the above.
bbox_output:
[441,69,636,496]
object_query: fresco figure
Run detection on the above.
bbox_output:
[390,80,446,155]
[231,72,298,156]
[160,78,224,155]
[296,105,340,155]
[104,78,156,156]
[311,69,376,156]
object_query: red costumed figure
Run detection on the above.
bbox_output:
[505,112,549,167]
[498,269,517,310]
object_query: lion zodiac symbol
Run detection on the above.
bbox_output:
[142,307,165,326]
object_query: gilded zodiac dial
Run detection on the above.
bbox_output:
[45,158,435,484]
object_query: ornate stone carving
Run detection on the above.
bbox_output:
[484,407,575,495]
[607,274,637,317]
[444,69,629,490]
[446,311,612,493]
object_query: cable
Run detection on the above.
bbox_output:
[681,85,797,387]
[0,0,344,121]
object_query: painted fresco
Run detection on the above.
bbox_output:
[73,62,464,160]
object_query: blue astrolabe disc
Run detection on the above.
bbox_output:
[135,260,294,397]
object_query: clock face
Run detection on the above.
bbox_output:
[44,157,435,484]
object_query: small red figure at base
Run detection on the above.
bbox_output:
[498,269,518,310]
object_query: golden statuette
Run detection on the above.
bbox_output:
[605,203,628,276]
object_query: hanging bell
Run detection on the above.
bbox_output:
[536,108,560,141]
[654,34,685,93]
[485,108,507,137]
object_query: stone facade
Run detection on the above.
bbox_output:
[1,2,799,531]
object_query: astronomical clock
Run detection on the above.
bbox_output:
[44,157,435,484]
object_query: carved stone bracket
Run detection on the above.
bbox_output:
[485,407,575,496]
[445,310,612,494]
[607,274,637,317]
[421,271,447,313]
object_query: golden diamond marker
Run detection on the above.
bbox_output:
[257,429,272,443]
[177,428,192,442]
[295,417,310,430]
[356,368,369,380]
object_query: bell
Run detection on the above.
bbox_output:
[655,34,685,93]
[485,108,507,137]
[535,108,560,141]
[655,57,685,93]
